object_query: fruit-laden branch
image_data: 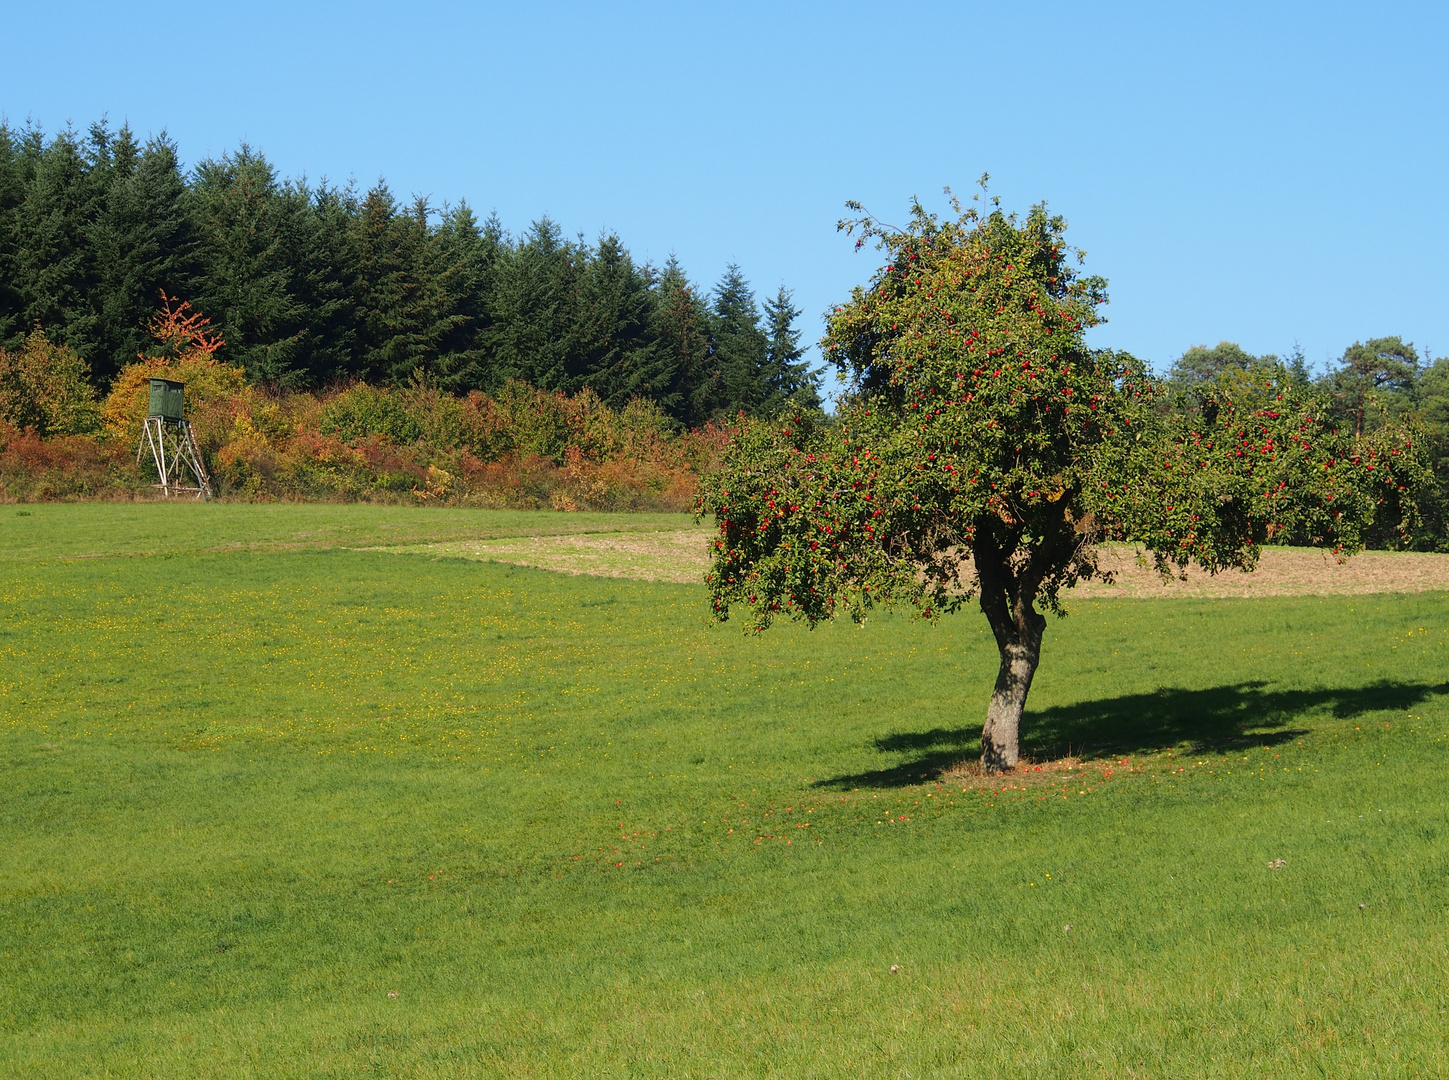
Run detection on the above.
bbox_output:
[699,190,1426,772]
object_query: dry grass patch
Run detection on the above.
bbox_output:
[941,755,1141,790]
[383,526,1449,597]
[1074,545,1449,598]
[383,528,713,583]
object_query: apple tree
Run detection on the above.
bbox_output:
[699,192,1424,771]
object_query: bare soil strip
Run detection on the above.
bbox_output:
[384,529,1449,596]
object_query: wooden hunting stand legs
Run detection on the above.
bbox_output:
[138,417,212,500]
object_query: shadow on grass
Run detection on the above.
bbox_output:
[818,680,1449,789]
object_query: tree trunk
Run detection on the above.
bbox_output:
[972,527,1053,773]
[980,609,1045,773]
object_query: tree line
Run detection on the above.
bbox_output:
[1162,336,1449,545]
[0,119,821,425]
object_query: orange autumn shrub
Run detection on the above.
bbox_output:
[0,422,144,501]
[101,294,249,453]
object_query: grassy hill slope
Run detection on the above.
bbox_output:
[2,506,1446,1077]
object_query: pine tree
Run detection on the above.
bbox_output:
[1326,337,1420,437]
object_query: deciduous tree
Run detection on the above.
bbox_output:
[700,190,1424,771]
[102,292,241,443]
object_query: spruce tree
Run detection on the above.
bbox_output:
[8,125,106,366]
[431,201,496,391]
[290,181,359,384]
[190,148,308,383]
[347,183,412,382]
[709,264,769,416]
[652,256,717,425]
[350,189,468,384]
[484,217,584,390]
[759,284,822,415]
[0,124,27,347]
[0,113,814,421]
[91,133,200,382]
[571,234,668,408]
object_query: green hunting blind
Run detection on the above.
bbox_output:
[147,378,186,421]
[137,379,212,499]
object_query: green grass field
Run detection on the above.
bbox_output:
[2,503,1447,1078]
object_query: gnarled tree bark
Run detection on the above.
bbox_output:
[979,608,1045,771]
[974,527,1048,773]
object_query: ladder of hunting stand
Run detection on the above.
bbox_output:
[180,419,213,497]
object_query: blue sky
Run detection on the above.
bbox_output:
[4,1,1446,393]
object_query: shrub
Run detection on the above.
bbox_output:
[320,384,423,445]
[0,423,143,501]
[0,329,102,437]
[6,303,731,511]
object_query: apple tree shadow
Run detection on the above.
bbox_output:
[817,680,1448,790]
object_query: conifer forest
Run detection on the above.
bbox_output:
[0,120,820,420]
